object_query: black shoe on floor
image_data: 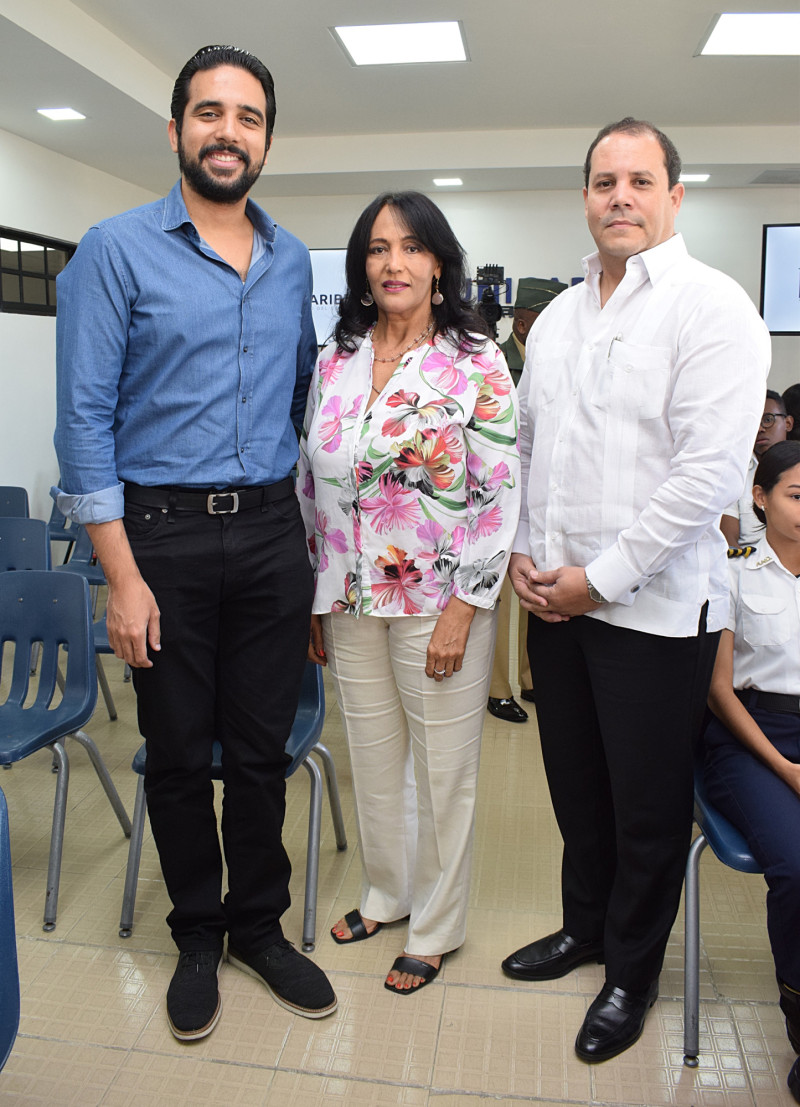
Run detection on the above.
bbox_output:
[487,696,528,723]
[519,689,536,703]
[502,928,603,981]
[227,938,337,1019]
[788,1057,800,1103]
[166,948,223,1041]
[575,981,659,1063]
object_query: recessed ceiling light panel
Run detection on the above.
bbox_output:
[332,22,468,66]
[433,178,463,187]
[697,13,800,55]
[679,174,711,183]
[37,107,86,121]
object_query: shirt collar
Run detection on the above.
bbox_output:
[743,537,793,575]
[582,232,687,287]
[161,179,276,244]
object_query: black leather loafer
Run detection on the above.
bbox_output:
[502,928,604,981]
[519,689,536,703]
[487,696,528,723]
[575,980,659,1063]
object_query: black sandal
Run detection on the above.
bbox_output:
[330,909,383,945]
[384,954,444,994]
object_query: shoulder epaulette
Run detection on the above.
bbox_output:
[727,545,757,558]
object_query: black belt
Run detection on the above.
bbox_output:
[124,477,293,515]
[735,688,800,715]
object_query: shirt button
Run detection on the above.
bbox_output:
[631,585,640,592]
[243,346,248,353]
[242,397,247,403]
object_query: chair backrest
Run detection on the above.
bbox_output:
[0,571,98,761]
[0,517,51,572]
[0,787,19,1072]
[63,524,94,564]
[285,662,325,777]
[0,487,29,519]
[693,766,762,874]
[47,498,74,541]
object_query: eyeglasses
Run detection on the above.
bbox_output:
[760,412,787,429]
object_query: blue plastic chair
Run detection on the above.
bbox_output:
[46,498,76,564]
[119,662,347,951]
[0,571,131,930]
[52,526,118,720]
[683,764,762,1066]
[0,487,29,519]
[0,786,19,1072]
[52,524,106,589]
[0,518,51,572]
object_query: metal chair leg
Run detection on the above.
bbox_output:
[95,657,117,721]
[119,777,147,937]
[43,741,70,931]
[683,833,708,1066]
[69,730,131,837]
[313,742,348,851]
[300,756,323,952]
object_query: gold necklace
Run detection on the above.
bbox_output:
[371,321,434,363]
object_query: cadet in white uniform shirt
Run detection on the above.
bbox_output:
[501,117,770,1064]
[705,440,800,1105]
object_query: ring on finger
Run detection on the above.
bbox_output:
[434,667,446,675]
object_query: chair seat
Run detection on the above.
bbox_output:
[693,770,762,874]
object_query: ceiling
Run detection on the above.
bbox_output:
[1,0,798,200]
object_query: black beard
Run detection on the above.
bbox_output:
[178,140,264,204]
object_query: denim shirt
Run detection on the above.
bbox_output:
[54,180,317,524]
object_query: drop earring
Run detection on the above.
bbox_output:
[431,276,444,306]
[361,286,374,307]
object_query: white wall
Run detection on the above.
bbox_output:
[1,128,157,519]
[264,184,799,388]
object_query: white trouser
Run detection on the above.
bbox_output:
[322,607,497,956]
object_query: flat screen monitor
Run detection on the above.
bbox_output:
[760,223,800,336]
[310,248,347,346]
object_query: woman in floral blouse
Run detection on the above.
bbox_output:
[298,192,520,994]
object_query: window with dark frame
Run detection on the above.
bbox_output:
[0,227,75,316]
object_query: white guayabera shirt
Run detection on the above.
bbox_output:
[515,233,771,638]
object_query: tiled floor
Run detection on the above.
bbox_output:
[1,629,797,1105]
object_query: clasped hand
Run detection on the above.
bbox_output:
[508,555,602,622]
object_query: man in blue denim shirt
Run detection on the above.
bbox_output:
[54,45,336,1040]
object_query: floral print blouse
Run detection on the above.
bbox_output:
[297,330,520,618]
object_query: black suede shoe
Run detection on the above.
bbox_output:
[575,981,659,1063]
[227,938,337,1019]
[166,948,223,1041]
[487,696,528,723]
[502,929,603,981]
[788,1056,800,1104]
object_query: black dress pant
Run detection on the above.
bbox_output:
[125,490,313,952]
[527,608,719,991]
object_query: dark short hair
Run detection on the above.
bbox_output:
[782,383,800,441]
[334,191,487,353]
[765,388,787,414]
[583,117,682,190]
[171,45,276,142]
[752,440,800,524]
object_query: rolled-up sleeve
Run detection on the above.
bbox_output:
[54,226,131,522]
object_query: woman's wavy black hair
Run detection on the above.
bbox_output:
[333,191,488,353]
[752,439,800,525]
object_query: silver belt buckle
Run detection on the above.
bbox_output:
[207,491,239,514]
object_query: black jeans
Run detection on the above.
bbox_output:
[527,608,720,991]
[126,490,313,952]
